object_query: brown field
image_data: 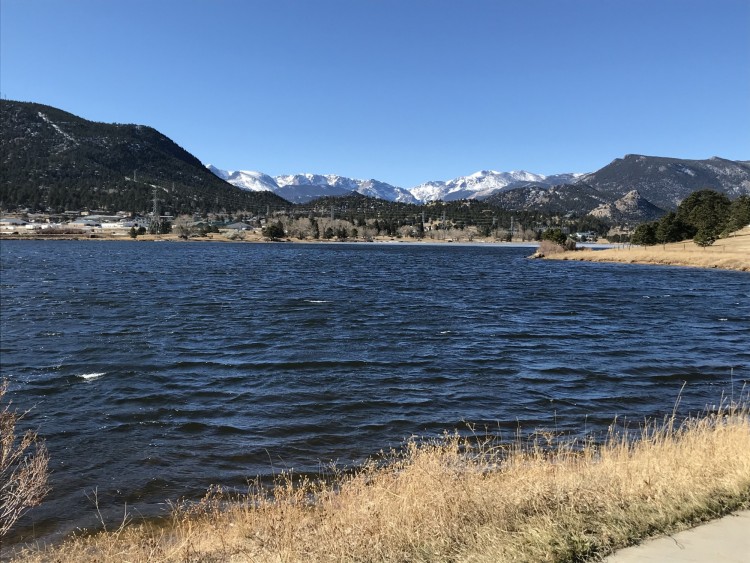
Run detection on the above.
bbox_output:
[544,226,750,272]
[9,399,750,563]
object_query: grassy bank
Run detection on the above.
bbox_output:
[10,398,750,562]
[543,226,750,271]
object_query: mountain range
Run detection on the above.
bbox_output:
[206,165,587,205]
[205,166,418,204]
[208,156,750,221]
[3,99,749,224]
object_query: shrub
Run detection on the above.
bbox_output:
[537,240,565,255]
[0,381,50,540]
[262,221,285,240]
[542,228,567,246]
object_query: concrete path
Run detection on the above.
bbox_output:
[603,510,750,562]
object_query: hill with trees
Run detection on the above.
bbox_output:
[0,100,289,215]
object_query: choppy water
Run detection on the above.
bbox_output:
[1,240,748,544]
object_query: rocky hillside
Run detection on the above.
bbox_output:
[576,154,750,210]
[481,155,748,223]
[0,100,288,214]
[588,190,665,223]
[483,183,608,216]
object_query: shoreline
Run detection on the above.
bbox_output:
[0,231,545,247]
[540,226,750,272]
[3,230,747,272]
[10,401,750,562]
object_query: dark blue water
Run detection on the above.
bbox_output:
[1,240,748,544]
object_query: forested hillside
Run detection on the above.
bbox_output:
[0,100,289,214]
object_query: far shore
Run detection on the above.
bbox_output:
[3,228,748,272]
[0,230,545,247]
[540,226,750,272]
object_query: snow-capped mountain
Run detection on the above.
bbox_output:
[207,165,584,204]
[206,166,418,204]
[206,166,279,192]
[409,170,585,202]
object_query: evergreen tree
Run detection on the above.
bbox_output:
[676,189,730,239]
[263,221,285,240]
[693,227,716,247]
[541,228,567,245]
[631,222,657,246]
[655,212,691,243]
[723,195,750,235]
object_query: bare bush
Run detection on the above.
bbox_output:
[172,215,195,239]
[0,381,50,540]
[537,239,565,255]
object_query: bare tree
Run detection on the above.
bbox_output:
[173,214,194,239]
[0,380,50,540]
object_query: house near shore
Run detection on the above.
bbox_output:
[68,218,102,231]
[224,222,253,231]
[0,217,30,231]
[574,231,599,242]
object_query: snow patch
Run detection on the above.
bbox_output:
[38,112,77,145]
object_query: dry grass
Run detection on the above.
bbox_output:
[10,396,750,562]
[545,226,750,271]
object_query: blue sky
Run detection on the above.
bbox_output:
[2,0,748,187]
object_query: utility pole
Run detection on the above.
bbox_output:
[151,187,161,234]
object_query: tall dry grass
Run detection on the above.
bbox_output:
[12,397,750,562]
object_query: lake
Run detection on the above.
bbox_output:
[1,240,748,544]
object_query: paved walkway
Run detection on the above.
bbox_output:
[603,510,750,562]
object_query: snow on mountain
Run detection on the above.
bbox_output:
[407,170,578,202]
[205,164,229,180]
[205,165,278,192]
[357,179,418,204]
[207,165,418,203]
[275,173,360,191]
[207,165,581,204]
[544,172,586,185]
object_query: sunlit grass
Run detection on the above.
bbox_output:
[12,395,750,562]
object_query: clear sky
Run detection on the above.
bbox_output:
[2,0,749,188]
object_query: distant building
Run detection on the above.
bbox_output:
[574,231,598,242]
[0,218,29,231]
[224,222,252,231]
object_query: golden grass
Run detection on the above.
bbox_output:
[10,397,750,562]
[545,226,750,271]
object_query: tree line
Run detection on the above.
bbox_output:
[630,190,750,247]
